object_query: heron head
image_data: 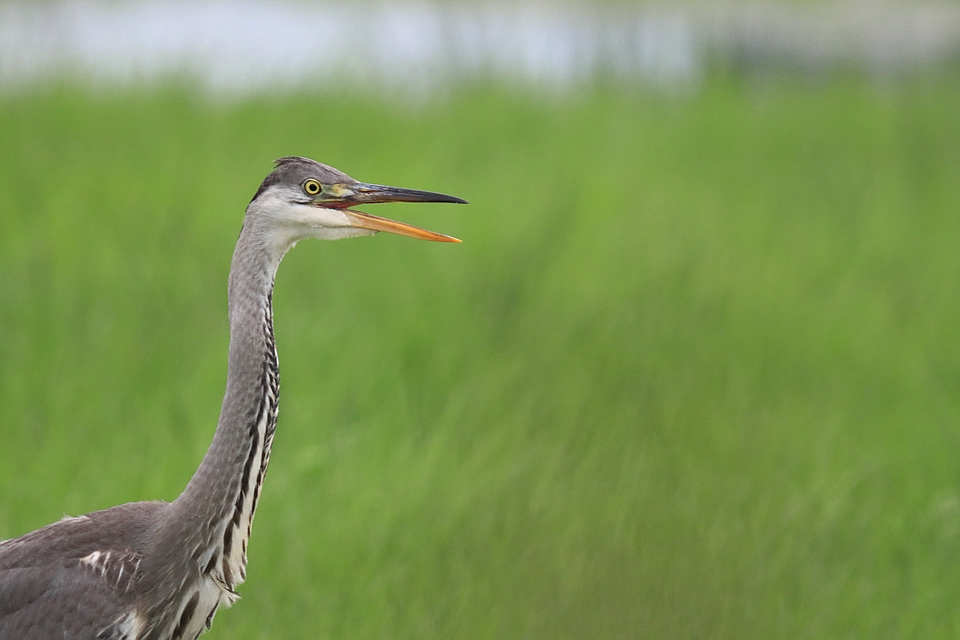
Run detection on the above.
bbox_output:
[246,157,465,253]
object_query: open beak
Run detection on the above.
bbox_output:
[315,182,467,243]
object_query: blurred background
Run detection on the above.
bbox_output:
[1,0,959,638]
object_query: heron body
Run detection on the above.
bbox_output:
[0,157,465,640]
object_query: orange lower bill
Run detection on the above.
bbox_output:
[344,209,461,243]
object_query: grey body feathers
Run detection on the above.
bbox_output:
[0,503,165,639]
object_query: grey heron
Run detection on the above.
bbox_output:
[0,157,466,639]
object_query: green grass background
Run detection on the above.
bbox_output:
[1,76,959,638]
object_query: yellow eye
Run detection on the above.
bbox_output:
[303,179,322,196]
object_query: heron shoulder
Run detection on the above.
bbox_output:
[0,501,167,639]
[0,501,168,570]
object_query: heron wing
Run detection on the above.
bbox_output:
[0,502,166,640]
[0,559,137,639]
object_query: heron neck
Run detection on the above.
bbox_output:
[172,222,283,588]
